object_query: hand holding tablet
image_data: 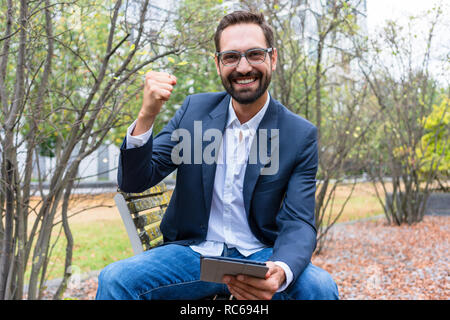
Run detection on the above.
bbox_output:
[200,255,269,283]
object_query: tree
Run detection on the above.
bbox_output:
[358,7,449,225]
[0,0,212,299]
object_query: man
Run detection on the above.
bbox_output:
[96,10,338,300]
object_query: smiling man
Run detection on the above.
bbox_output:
[96,11,339,300]
[215,22,273,108]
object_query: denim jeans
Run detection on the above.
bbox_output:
[95,244,339,300]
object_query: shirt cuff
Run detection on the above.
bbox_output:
[274,261,294,292]
[126,119,153,149]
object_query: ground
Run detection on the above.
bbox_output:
[312,215,449,300]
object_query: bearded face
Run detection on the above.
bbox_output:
[215,23,277,106]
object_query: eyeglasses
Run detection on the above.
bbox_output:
[215,48,273,67]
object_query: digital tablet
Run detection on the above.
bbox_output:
[200,255,269,283]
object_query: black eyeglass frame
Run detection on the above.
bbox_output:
[215,48,274,67]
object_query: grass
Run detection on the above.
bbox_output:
[321,195,383,225]
[30,182,384,281]
[25,219,133,283]
[318,182,384,225]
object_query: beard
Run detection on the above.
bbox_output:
[220,69,271,104]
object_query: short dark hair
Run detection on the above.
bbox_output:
[214,11,274,52]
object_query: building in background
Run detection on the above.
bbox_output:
[31,143,120,184]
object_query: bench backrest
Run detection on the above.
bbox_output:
[114,183,170,255]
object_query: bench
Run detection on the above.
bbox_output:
[114,183,170,255]
[114,182,232,300]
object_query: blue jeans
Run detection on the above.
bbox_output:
[95,244,339,300]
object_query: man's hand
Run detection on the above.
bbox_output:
[132,71,177,136]
[223,261,286,300]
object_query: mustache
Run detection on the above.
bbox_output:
[228,70,262,81]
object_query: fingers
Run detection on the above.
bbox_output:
[146,78,174,90]
[146,80,173,99]
[224,275,274,300]
[227,283,260,300]
[145,71,177,85]
[145,72,176,93]
[154,88,172,101]
[236,274,278,293]
[143,71,176,103]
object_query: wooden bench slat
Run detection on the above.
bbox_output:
[120,184,168,200]
[139,231,150,247]
[133,208,166,229]
[127,193,170,213]
[115,183,168,254]
[138,221,163,247]
[149,235,163,248]
[144,221,163,239]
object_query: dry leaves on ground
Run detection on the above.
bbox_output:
[312,215,449,300]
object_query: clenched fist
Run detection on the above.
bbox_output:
[132,71,177,136]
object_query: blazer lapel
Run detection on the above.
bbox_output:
[243,98,279,217]
[202,94,230,215]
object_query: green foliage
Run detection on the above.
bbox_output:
[107,0,224,140]
[12,0,139,150]
[149,0,224,135]
[416,96,449,179]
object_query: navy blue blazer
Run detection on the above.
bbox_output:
[118,92,318,284]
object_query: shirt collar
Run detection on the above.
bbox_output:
[226,92,271,131]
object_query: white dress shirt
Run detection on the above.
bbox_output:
[125,93,293,291]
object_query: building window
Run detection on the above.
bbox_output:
[97,145,109,180]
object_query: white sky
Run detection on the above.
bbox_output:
[367,0,450,35]
[366,0,449,83]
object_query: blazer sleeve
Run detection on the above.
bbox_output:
[268,125,318,285]
[118,96,191,193]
